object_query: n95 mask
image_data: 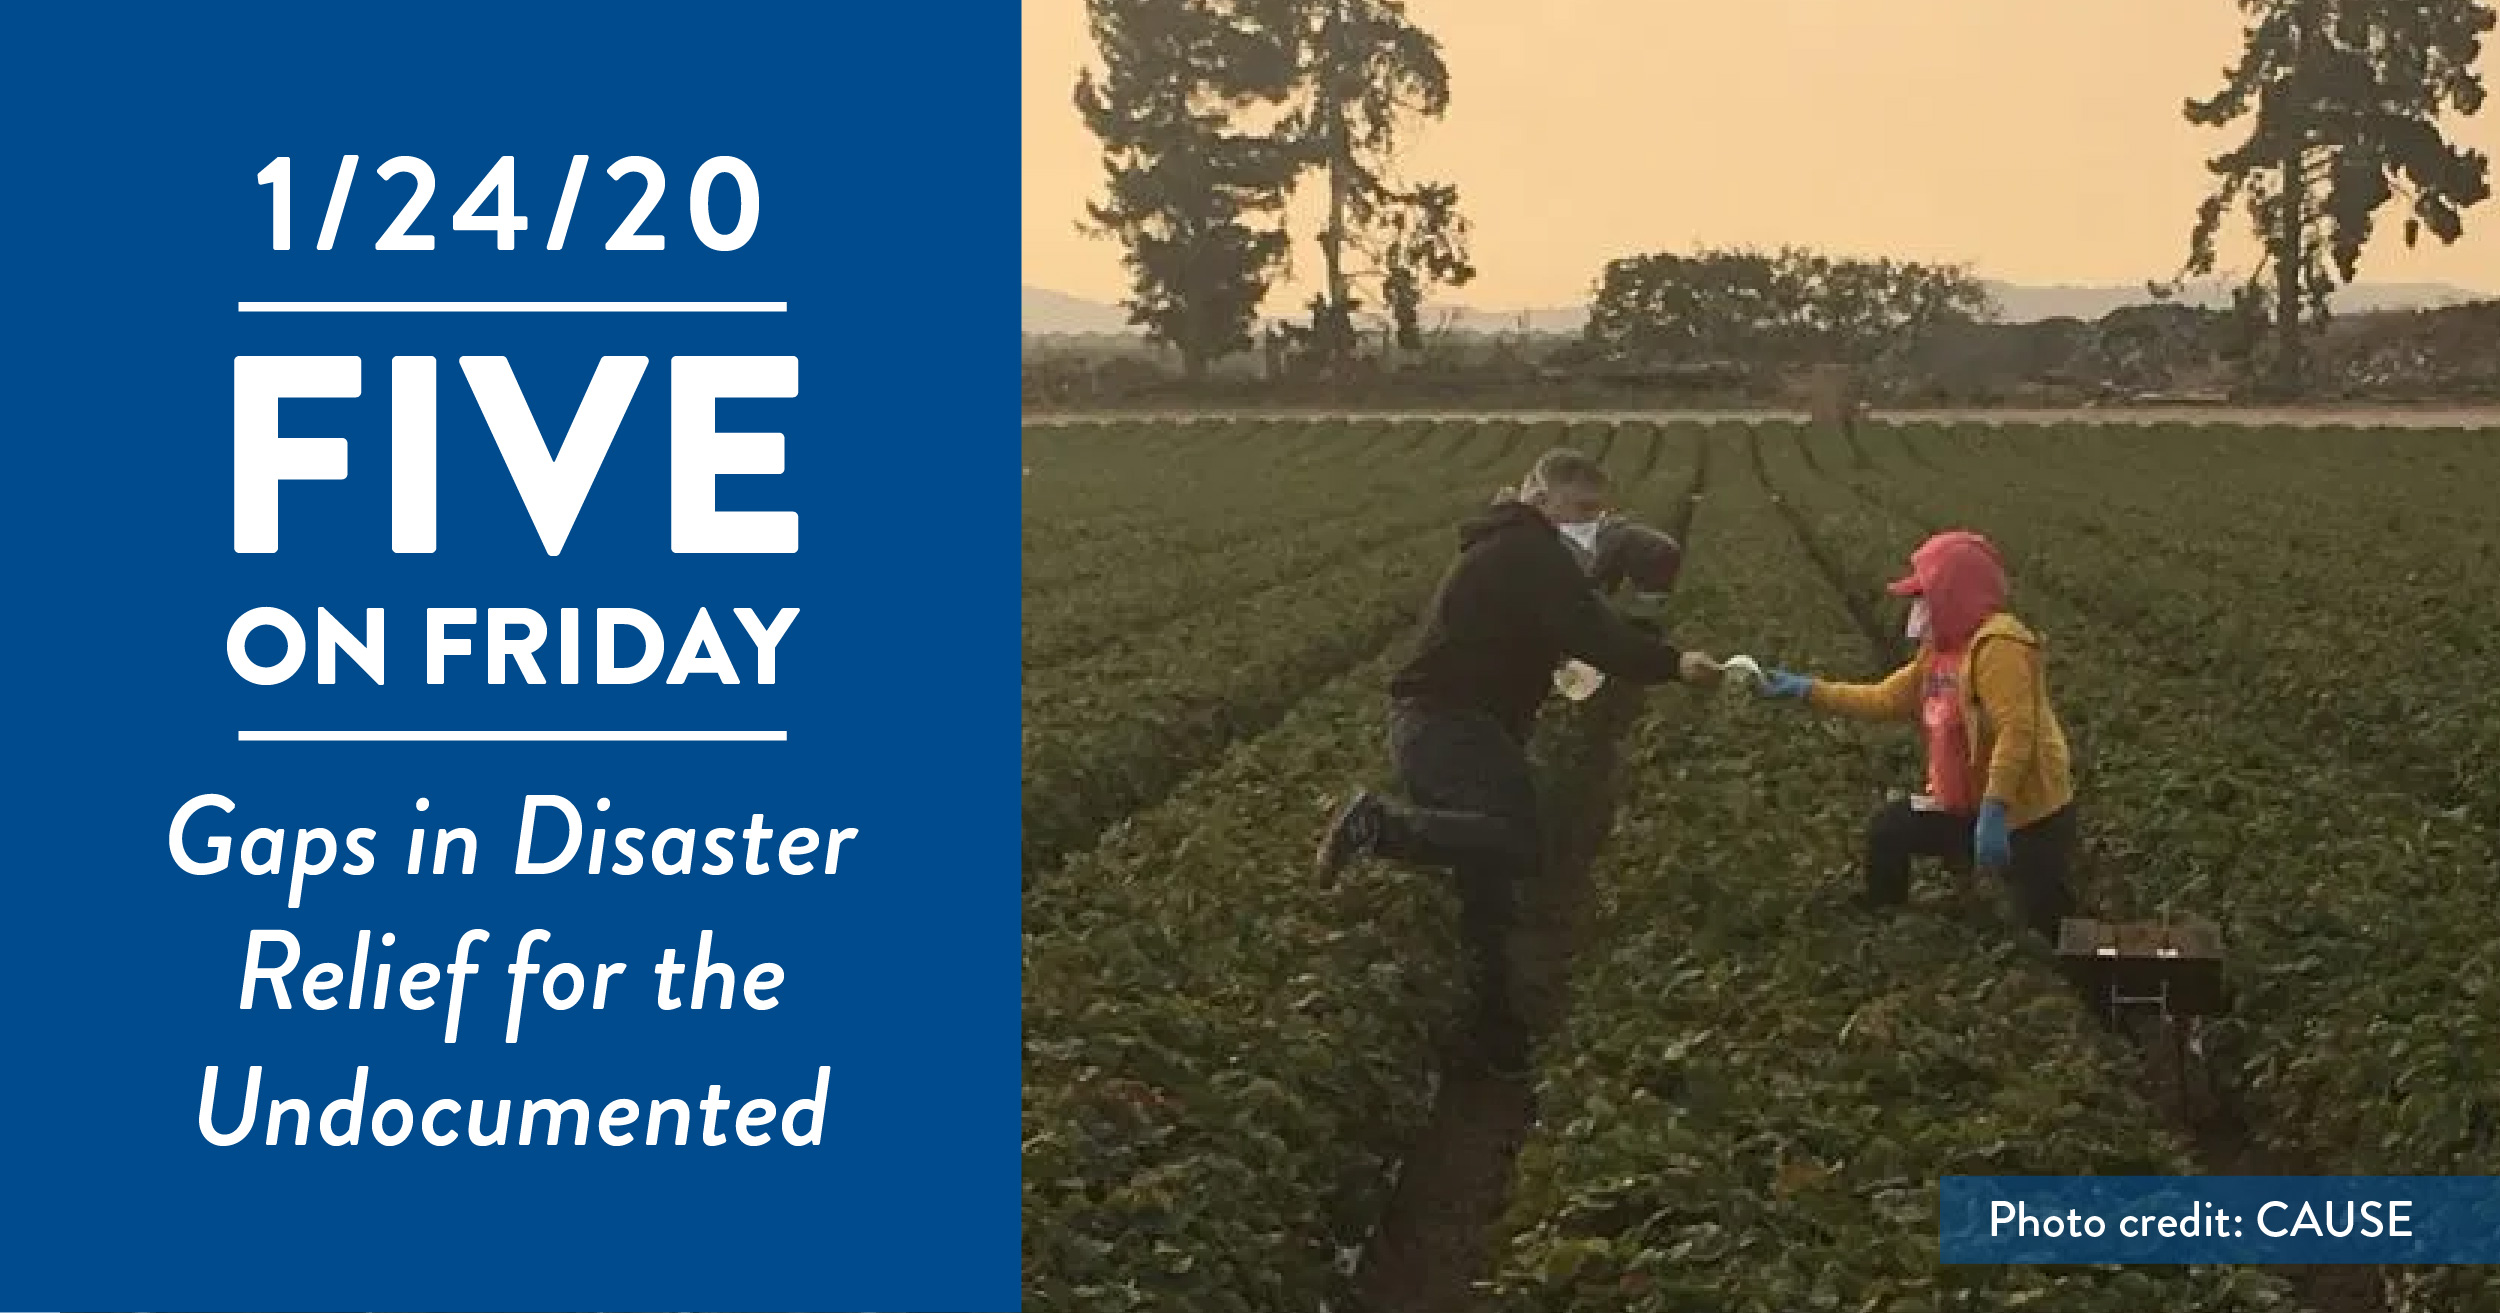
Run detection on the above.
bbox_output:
[1559,520,1602,555]
[1905,597,1931,641]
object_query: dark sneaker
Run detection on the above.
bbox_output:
[1315,790,1385,878]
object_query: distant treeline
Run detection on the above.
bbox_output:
[1024,280,2500,409]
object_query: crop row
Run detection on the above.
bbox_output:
[1775,422,2500,1312]
[1023,419,1494,597]
[1021,418,1302,554]
[1890,422,2500,826]
[1484,424,2289,1311]
[1897,422,2498,622]
[1022,417,1339,529]
[1023,514,1446,875]
[1973,420,2500,540]
[1022,418,1376,587]
[1023,422,1517,669]
[1024,645,1464,1312]
[1348,422,1697,1310]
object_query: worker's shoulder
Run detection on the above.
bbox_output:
[1975,612,2042,646]
[1462,515,1566,568]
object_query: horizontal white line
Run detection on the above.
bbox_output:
[236,301,786,313]
[238,729,787,742]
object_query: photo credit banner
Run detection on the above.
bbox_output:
[0,8,1016,1311]
[1943,1177,2500,1265]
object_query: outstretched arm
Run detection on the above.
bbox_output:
[1798,658,1922,722]
[1538,568,1695,683]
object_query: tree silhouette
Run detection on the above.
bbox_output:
[1583,247,1991,371]
[1283,0,1474,368]
[2181,0,2493,397]
[1077,0,1300,379]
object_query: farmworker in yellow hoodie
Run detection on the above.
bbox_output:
[1753,530,2078,942]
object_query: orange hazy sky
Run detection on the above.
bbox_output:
[1023,0,2500,309]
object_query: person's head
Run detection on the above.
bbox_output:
[1517,449,1612,563]
[1887,530,2007,651]
[1590,520,1682,594]
[1517,448,1611,526]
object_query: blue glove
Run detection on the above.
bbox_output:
[1760,669,1813,699]
[1974,800,2012,870]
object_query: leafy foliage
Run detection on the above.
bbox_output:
[1279,0,1475,366]
[1024,651,1463,1311]
[1801,418,2500,1310]
[1020,421,1528,876]
[1023,421,1697,1312]
[1023,420,1506,666]
[2180,0,2496,393]
[1024,414,2500,1309]
[1077,0,1302,377]
[1486,427,2292,1312]
[1072,0,1474,378]
[1378,180,1475,350]
[1583,248,1993,373]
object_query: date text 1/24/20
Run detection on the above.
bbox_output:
[255,155,758,253]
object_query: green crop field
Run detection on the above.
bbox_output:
[1020,416,2500,1313]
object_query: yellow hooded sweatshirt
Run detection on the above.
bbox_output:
[1807,611,2075,830]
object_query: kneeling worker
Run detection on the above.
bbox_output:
[1315,447,1719,1077]
[1753,530,2079,942]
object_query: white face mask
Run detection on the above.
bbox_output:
[1905,597,1931,641]
[1559,520,1602,554]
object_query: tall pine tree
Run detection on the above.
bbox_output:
[1077,0,1299,379]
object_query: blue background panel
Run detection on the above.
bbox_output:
[1,6,1016,1310]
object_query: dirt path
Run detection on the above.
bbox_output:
[1026,405,2500,429]
[1349,682,1638,1313]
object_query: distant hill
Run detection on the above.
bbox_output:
[1022,279,2490,336]
[1023,284,1136,334]
[1980,278,2487,322]
[1021,285,1588,336]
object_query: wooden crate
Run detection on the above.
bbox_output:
[2054,917,2226,1016]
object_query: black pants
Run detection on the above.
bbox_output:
[1374,701,1541,1043]
[1866,798,2077,942]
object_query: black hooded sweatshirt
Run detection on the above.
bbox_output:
[1388,501,1685,742]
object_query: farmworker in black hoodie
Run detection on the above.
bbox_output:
[1314,447,1720,1077]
